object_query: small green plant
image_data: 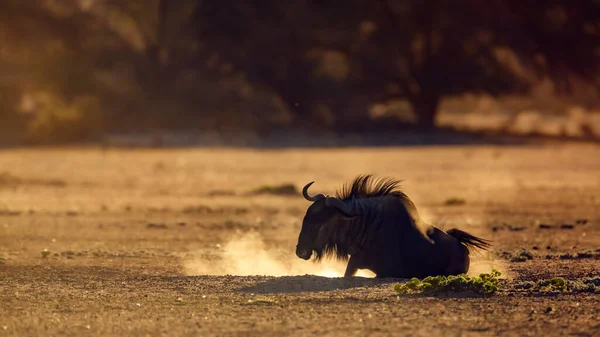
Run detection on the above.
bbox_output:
[539,277,567,292]
[394,269,502,295]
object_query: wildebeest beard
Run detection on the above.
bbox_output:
[312,224,356,262]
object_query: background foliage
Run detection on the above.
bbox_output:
[1,0,598,144]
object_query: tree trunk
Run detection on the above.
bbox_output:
[412,95,440,129]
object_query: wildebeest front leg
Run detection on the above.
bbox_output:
[344,255,361,277]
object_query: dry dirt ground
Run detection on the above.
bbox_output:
[1,141,600,337]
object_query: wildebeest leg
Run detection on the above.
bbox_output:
[344,255,361,277]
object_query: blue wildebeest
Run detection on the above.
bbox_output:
[295,174,491,278]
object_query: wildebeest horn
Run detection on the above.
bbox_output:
[302,181,325,201]
[325,197,354,215]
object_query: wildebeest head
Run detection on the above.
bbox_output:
[295,181,356,260]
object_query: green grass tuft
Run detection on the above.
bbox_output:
[394,269,502,295]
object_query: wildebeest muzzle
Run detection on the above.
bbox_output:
[295,245,312,260]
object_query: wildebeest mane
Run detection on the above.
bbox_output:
[334,174,407,201]
[312,174,422,263]
[301,174,492,276]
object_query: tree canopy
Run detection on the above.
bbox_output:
[1,0,599,143]
[195,0,600,128]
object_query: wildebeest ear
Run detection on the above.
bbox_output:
[325,197,354,217]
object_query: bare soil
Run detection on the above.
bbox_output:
[1,142,600,336]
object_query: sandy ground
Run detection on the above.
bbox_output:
[1,141,600,336]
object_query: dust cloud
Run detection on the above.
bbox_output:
[181,230,375,278]
[181,230,506,279]
[467,250,513,280]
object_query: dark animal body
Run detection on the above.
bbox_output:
[295,174,491,279]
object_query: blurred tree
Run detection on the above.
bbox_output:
[73,0,201,129]
[0,0,93,140]
[1,0,283,140]
[193,1,333,129]
[194,0,600,129]
[74,0,286,133]
[1,0,599,143]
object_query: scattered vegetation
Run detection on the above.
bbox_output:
[538,220,588,230]
[514,276,600,293]
[0,209,22,216]
[147,223,168,229]
[501,249,535,262]
[397,273,600,296]
[208,189,236,197]
[0,172,66,188]
[37,249,168,260]
[394,269,502,295]
[542,278,567,291]
[182,205,248,215]
[444,197,466,206]
[490,221,526,232]
[493,218,590,232]
[557,251,599,260]
[537,250,600,260]
[248,183,298,196]
[0,172,20,186]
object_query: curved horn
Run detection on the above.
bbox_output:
[302,181,325,202]
[325,197,354,215]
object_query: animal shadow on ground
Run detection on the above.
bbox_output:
[238,275,403,294]
[238,275,497,298]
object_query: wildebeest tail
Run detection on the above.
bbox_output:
[446,228,491,252]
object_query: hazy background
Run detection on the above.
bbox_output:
[0,0,599,146]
